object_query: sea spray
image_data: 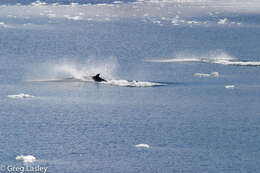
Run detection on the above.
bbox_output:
[26,57,119,81]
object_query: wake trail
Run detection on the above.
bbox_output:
[25,77,165,87]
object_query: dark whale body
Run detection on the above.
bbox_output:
[92,74,107,82]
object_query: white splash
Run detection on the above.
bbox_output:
[16,155,36,163]
[105,80,163,87]
[53,63,86,80]
[135,144,150,148]
[44,57,118,81]
[8,93,34,99]
[25,58,164,87]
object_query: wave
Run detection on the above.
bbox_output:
[8,93,35,99]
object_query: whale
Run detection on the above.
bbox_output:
[24,74,164,87]
[92,73,107,82]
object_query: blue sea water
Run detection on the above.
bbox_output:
[1,0,260,172]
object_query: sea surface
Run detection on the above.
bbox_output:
[1,0,260,172]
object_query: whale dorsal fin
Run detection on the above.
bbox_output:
[92,73,106,82]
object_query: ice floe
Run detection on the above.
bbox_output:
[0,22,9,28]
[145,51,260,67]
[218,18,228,25]
[0,0,256,28]
[16,155,36,163]
[225,85,235,89]
[8,93,35,99]
[194,72,219,78]
[135,144,150,148]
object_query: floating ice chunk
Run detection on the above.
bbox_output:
[8,93,34,99]
[47,13,56,18]
[135,144,150,148]
[0,22,8,28]
[171,19,179,25]
[225,85,235,89]
[152,20,161,24]
[64,15,83,21]
[78,12,85,16]
[218,18,228,25]
[211,72,219,77]
[194,72,219,78]
[194,73,210,77]
[161,17,166,20]
[145,56,260,66]
[7,15,17,18]
[113,1,123,4]
[105,17,111,21]
[31,0,47,6]
[71,3,79,7]
[16,155,36,163]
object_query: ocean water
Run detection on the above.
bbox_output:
[1,0,260,172]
